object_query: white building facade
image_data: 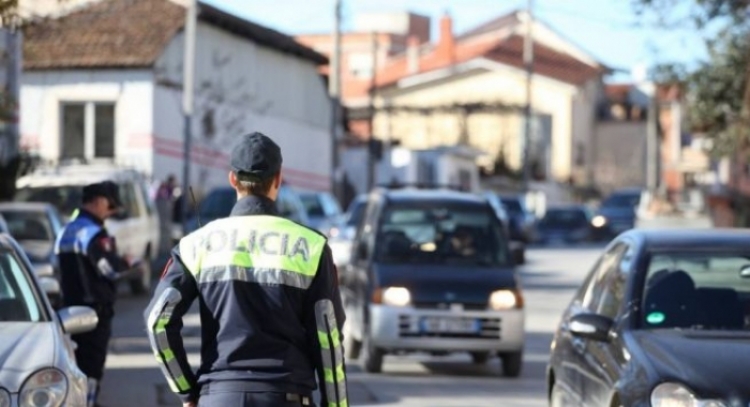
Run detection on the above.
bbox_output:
[21,0,333,195]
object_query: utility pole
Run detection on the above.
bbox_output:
[181,0,197,235]
[521,0,534,192]
[366,30,378,192]
[329,0,342,203]
[646,86,658,193]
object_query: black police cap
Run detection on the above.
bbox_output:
[230,132,283,182]
[82,181,123,208]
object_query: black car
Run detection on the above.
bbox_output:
[536,205,607,244]
[547,229,750,406]
[340,187,525,376]
[595,188,642,235]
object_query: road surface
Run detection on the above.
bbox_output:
[98,246,602,407]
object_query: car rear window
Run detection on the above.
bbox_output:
[641,252,750,331]
[375,202,509,266]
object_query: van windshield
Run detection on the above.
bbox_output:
[375,202,509,266]
[15,186,83,219]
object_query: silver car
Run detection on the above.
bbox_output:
[0,233,98,407]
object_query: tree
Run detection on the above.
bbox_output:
[632,0,750,157]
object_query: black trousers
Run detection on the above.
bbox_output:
[197,392,316,407]
[71,303,114,380]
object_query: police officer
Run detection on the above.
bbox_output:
[144,132,347,407]
[55,181,138,407]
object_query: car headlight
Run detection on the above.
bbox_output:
[0,388,10,407]
[489,289,522,310]
[591,215,607,228]
[650,382,727,407]
[376,287,411,307]
[19,368,67,407]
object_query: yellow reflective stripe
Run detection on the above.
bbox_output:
[179,215,326,277]
[328,401,348,407]
[318,330,330,349]
[175,375,190,392]
[318,328,341,349]
[154,317,169,334]
[323,364,346,383]
[161,348,175,361]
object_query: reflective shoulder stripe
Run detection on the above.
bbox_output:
[315,299,347,407]
[54,216,102,255]
[184,215,327,286]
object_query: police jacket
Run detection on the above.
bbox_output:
[144,195,347,406]
[54,209,129,306]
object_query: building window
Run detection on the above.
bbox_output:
[60,102,116,160]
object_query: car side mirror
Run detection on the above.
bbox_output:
[569,313,614,342]
[57,306,99,335]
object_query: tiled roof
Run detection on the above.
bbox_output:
[484,35,603,86]
[23,0,326,71]
[374,34,603,90]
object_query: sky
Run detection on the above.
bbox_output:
[203,0,711,83]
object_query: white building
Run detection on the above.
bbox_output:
[20,0,334,195]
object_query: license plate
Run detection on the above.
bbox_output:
[420,317,479,333]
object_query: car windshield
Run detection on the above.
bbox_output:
[640,252,750,331]
[199,189,236,219]
[374,202,509,266]
[0,210,54,241]
[539,209,588,228]
[0,250,43,322]
[602,193,640,209]
[14,186,83,218]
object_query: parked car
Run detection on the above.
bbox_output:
[0,202,64,281]
[14,163,160,295]
[595,188,642,235]
[0,233,99,407]
[322,195,367,267]
[184,184,310,234]
[340,187,525,376]
[485,192,526,264]
[497,194,537,243]
[299,191,342,232]
[548,229,750,406]
[536,205,608,245]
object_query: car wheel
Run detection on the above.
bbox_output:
[470,352,490,365]
[362,330,384,373]
[129,248,152,296]
[342,319,362,360]
[500,350,522,377]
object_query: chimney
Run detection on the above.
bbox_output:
[407,35,420,74]
[436,12,455,61]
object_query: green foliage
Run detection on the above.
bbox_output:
[632,0,750,158]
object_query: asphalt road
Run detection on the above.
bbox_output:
[97,246,602,407]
